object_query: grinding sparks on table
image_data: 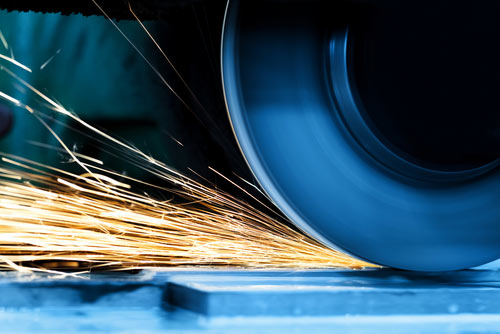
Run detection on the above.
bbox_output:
[0,34,372,274]
[0,153,369,272]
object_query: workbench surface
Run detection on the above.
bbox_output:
[1,261,500,333]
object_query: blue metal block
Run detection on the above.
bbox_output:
[166,268,500,317]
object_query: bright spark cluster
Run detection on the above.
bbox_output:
[0,152,369,272]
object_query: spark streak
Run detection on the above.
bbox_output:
[0,54,31,72]
[0,30,8,50]
[0,153,369,271]
[40,48,61,70]
[0,90,20,105]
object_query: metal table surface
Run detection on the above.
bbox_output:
[1,261,500,333]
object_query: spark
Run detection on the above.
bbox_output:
[0,90,21,105]
[166,132,184,147]
[0,30,8,50]
[128,3,206,113]
[90,0,195,115]
[0,54,31,72]
[26,141,104,166]
[0,66,67,114]
[40,48,61,70]
[101,0,232,148]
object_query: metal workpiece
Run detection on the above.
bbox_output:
[2,267,500,333]
[167,268,500,317]
[222,0,500,271]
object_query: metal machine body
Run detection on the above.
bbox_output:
[222,0,500,271]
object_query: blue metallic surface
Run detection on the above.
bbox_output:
[221,0,500,271]
[2,266,500,333]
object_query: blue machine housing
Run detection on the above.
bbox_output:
[221,0,500,271]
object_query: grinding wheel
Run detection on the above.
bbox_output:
[222,0,500,271]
